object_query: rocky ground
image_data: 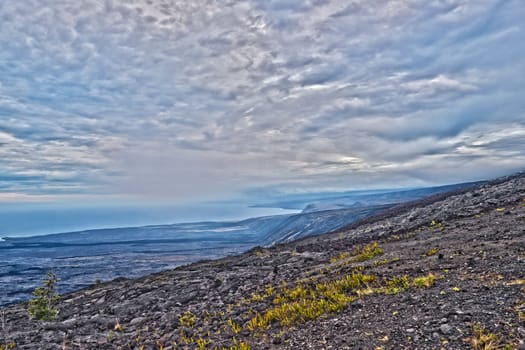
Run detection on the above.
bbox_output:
[1,173,524,350]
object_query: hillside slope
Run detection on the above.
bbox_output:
[3,183,464,307]
[1,173,524,349]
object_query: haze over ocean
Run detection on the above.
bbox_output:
[0,202,298,238]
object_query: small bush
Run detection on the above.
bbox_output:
[413,273,436,288]
[470,323,500,350]
[179,310,196,328]
[353,242,384,262]
[0,342,16,350]
[425,248,439,256]
[28,270,60,321]
[330,252,350,263]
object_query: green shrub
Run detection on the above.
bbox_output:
[28,270,60,321]
[353,242,384,262]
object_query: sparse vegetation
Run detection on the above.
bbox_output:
[373,258,389,266]
[470,323,501,350]
[114,318,123,332]
[27,270,60,321]
[247,271,373,330]
[329,242,384,265]
[83,235,452,349]
[425,248,439,256]
[429,220,444,230]
[330,252,350,263]
[413,273,437,288]
[353,241,384,262]
[373,257,400,267]
[382,275,411,294]
[99,264,442,349]
[0,343,16,350]
[195,337,211,349]
[179,310,196,328]
[227,319,242,334]
[255,249,266,257]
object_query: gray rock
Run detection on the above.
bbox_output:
[352,299,365,308]
[93,315,114,329]
[130,316,146,326]
[440,324,453,335]
[62,318,78,328]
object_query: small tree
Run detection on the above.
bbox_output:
[28,269,60,321]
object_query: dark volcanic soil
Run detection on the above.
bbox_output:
[1,173,524,350]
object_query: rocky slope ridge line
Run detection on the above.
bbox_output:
[1,172,524,349]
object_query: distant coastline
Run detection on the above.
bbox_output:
[0,204,299,240]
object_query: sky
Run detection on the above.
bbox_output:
[0,0,524,235]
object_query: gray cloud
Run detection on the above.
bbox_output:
[0,0,523,201]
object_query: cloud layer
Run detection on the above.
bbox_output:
[1,0,524,201]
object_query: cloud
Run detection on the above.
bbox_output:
[0,0,523,201]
